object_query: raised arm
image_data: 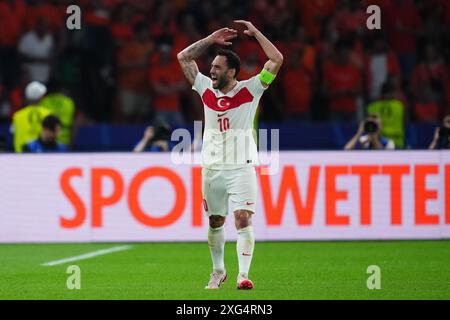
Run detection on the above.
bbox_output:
[234,20,284,79]
[177,28,238,85]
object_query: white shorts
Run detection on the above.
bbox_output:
[202,167,257,217]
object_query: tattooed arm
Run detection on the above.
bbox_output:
[177,28,237,85]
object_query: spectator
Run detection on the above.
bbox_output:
[22,114,67,153]
[40,80,76,146]
[385,0,422,78]
[117,21,154,123]
[386,74,408,108]
[334,0,366,38]
[11,81,52,152]
[282,44,313,121]
[367,82,406,148]
[412,43,447,104]
[238,51,260,81]
[149,44,186,126]
[80,0,115,122]
[111,3,134,48]
[429,115,450,149]
[18,16,55,84]
[365,33,401,101]
[292,26,317,74]
[344,114,395,150]
[133,123,171,152]
[24,0,63,34]
[414,85,440,123]
[323,39,363,122]
[0,0,25,90]
[298,0,337,41]
[173,14,202,57]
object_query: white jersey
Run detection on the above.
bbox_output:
[193,72,267,170]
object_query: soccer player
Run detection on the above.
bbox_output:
[177,20,283,290]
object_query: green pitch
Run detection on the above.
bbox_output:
[1,241,449,300]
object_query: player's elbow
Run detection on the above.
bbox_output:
[274,53,284,65]
[177,51,187,62]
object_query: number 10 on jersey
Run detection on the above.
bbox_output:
[218,117,230,132]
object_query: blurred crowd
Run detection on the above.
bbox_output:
[1,0,450,150]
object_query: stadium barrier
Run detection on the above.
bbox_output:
[1,151,449,242]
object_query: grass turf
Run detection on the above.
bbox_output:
[0,241,449,300]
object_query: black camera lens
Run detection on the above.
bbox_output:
[364,120,378,134]
[439,126,450,137]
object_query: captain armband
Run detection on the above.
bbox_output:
[258,69,276,85]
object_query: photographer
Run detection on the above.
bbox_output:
[133,122,171,152]
[429,115,450,149]
[22,115,68,153]
[344,114,395,150]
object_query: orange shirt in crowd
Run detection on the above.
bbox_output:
[0,0,26,46]
[297,0,337,40]
[412,62,447,90]
[415,101,440,122]
[324,62,362,113]
[283,66,313,115]
[149,60,183,112]
[384,0,422,54]
[285,44,317,74]
[117,40,154,93]
[172,31,190,59]
[334,8,366,37]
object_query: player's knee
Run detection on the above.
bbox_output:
[209,215,225,228]
[234,210,253,229]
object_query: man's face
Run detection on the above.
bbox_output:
[41,127,60,144]
[210,55,234,90]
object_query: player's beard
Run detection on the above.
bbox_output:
[213,74,229,90]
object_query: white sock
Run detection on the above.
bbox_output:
[208,226,226,272]
[237,226,255,276]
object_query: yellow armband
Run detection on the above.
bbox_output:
[259,69,276,85]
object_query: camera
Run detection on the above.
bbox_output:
[364,120,379,134]
[149,123,170,144]
[0,135,6,152]
[439,126,450,137]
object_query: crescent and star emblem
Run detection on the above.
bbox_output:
[217,98,231,109]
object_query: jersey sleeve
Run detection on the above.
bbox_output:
[192,72,212,96]
[246,74,269,97]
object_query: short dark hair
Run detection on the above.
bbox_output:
[216,49,241,78]
[42,115,62,131]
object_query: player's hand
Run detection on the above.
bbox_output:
[357,121,365,136]
[234,20,259,37]
[143,127,154,140]
[208,28,238,46]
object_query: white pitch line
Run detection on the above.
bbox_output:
[41,245,132,267]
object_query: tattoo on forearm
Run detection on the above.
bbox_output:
[178,37,211,84]
[180,61,198,83]
[182,38,211,60]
